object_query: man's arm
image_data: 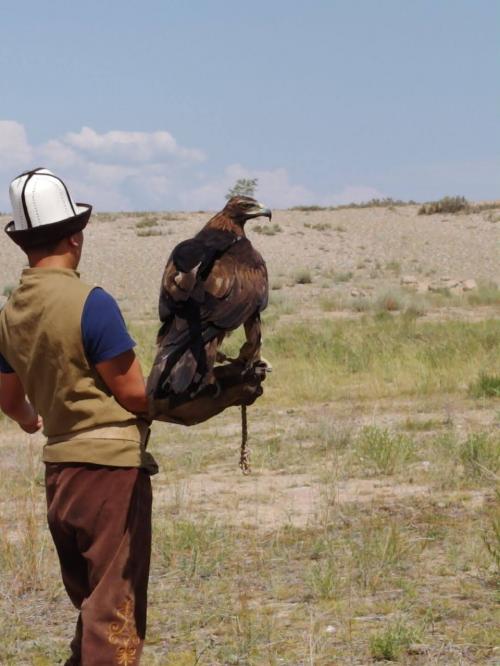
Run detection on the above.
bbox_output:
[0,372,42,433]
[95,349,149,416]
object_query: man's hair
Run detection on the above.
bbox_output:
[27,235,68,257]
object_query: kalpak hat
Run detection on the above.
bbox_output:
[5,167,92,250]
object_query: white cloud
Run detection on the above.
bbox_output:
[180,163,315,210]
[64,127,205,164]
[0,120,34,170]
[0,120,384,212]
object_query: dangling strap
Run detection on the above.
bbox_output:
[239,405,250,474]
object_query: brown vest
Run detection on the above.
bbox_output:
[0,268,157,472]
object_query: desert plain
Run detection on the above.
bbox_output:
[0,201,499,664]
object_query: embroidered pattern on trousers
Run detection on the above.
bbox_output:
[108,597,141,665]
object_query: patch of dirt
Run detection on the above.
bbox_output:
[156,469,433,529]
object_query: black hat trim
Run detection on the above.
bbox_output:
[4,204,92,250]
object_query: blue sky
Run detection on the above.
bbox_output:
[0,0,498,210]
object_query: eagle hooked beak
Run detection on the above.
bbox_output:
[245,202,272,221]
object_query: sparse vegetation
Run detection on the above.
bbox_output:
[376,289,404,311]
[136,229,163,237]
[333,271,353,283]
[459,432,499,481]
[469,372,500,398]
[385,260,401,274]
[290,197,417,212]
[466,280,500,305]
[418,195,469,215]
[1,202,499,664]
[293,268,313,284]
[356,426,415,475]
[304,221,332,231]
[370,620,419,661]
[252,223,282,235]
[482,490,500,575]
[136,217,159,229]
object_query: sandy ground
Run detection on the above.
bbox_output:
[0,205,498,321]
[0,203,498,664]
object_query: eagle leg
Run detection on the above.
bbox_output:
[236,313,262,369]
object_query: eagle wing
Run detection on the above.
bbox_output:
[201,237,268,330]
[152,229,268,398]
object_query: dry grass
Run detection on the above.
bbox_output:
[1,205,500,662]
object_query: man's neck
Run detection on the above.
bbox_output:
[28,255,78,270]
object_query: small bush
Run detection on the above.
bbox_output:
[136,217,158,229]
[357,426,415,475]
[418,196,469,215]
[319,295,344,311]
[310,222,331,231]
[370,621,418,661]
[376,291,404,312]
[293,268,313,285]
[333,271,353,283]
[350,296,371,312]
[136,229,163,237]
[466,281,500,306]
[95,212,118,222]
[469,373,500,398]
[482,490,500,575]
[460,432,500,480]
[308,557,339,599]
[385,260,401,274]
[290,205,328,212]
[350,521,414,591]
[253,223,282,235]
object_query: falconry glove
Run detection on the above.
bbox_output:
[147,358,270,426]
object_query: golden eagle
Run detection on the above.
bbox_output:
[148,196,271,403]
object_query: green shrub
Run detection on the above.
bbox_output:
[370,621,418,661]
[466,281,500,306]
[333,271,353,283]
[136,229,162,237]
[308,557,339,599]
[469,372,500,398]
[253,223,282,235]
[418,196,469,215]
[357,426,415,475]
[290,205,328,212]
[350,521,414,591]
[135,217,158,229]
[482,490,500,574]
[293,268,313,284]
[310,222,332,231]
[459,432,500,480]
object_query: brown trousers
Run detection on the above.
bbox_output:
[45,463,152,666]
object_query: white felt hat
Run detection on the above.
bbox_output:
[5,168,92,250]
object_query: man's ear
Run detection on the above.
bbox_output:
[68,232,83,248]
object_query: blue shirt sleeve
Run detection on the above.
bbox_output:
[81,288,136,365]
[0,352,14,373]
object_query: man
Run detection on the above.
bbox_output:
[0,168,157,665]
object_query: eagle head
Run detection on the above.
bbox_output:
[223,196,272,226]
